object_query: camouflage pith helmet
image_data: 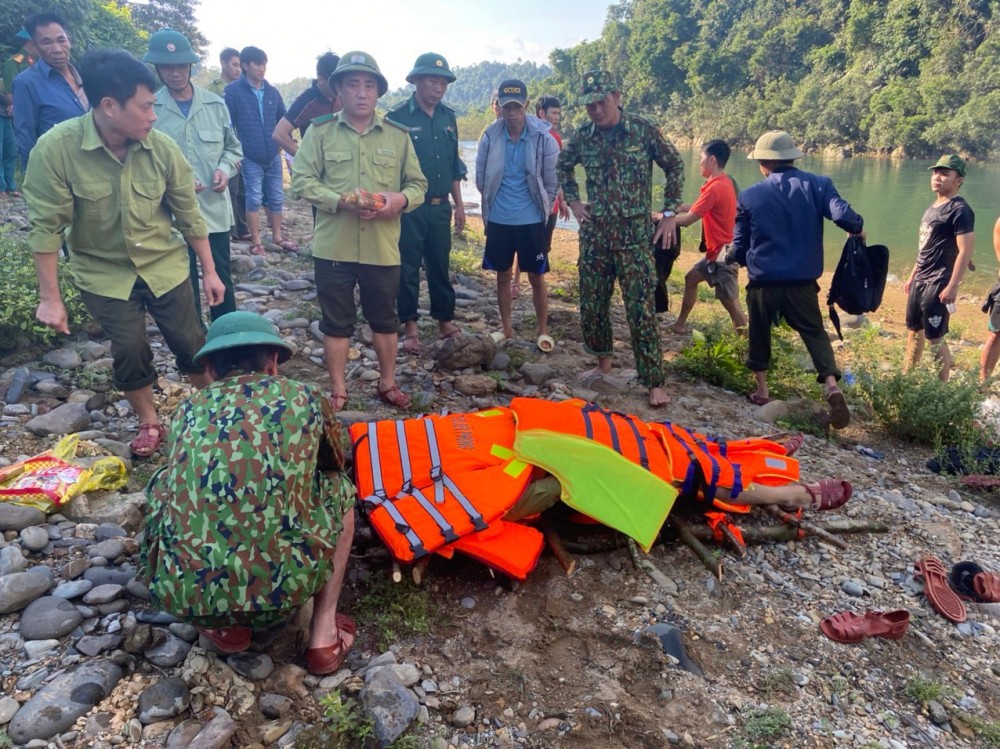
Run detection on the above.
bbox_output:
[747,130,803,160]
[576,70,619,106]
[194,311,292,366]
[406,52,455,84]
[143,30,199,66]
[329,51,388,97]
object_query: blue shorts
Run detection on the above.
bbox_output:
[242,155,284,213]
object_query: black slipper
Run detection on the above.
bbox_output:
[950,561,986,598]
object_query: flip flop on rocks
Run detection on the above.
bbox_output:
[915,556,967,623]
[779,479,852,513]
[131,422,166,457]
[536,334,555,353]
[826,388,850,429]
[949,561,1000,603]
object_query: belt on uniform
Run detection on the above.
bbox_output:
[426,194,450,206]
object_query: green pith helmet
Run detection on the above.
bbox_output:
[329,51,388,97]
[143,29,199,65]
[747,130,804,160]
[194,311,292,366]
[576,70,619,105]
[406,52,455,84]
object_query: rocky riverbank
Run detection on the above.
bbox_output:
[1,195,998,749]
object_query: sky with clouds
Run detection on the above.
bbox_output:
[196,0,612,85]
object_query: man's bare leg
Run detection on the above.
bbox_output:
[309,510,355,651]
[927,336,952,381]
[720,296,748,335]
[246,210,261,247]
[528,272,548,338]
[670,268,706,333]
[372,332,400,392]
[717,483,815,508]
[749,370,769,402]
[496,269,514,339]
[980,332,1000,382]
[124,385,159,426]
[579,356,613,381]
[903,330,925,372]
[269,210,284,244]
[323,335,350,398]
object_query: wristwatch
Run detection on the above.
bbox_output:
[662,211,675,218]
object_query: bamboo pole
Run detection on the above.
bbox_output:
[667,517,723,580]
[761,505,849,550]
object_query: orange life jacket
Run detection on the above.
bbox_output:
[349,409,535,567]
[509,397,674,483]
[647,422,799,512]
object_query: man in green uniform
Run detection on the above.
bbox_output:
[207,47,248,239]
[387,52,467,354]
[142,311,357,673]
[144,30,243,326]
[556,70,684,408]
[292,51,427,411]
[24,49,225,457]
[207,47,241,96]
[1,28,36,191]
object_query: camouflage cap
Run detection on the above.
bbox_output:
[576,70,619,106]
[406,52,455,84]
[929,154,966,177]
[329,51,388,97]
[194,311,292,366]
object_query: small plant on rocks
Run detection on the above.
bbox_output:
[903,675,954,703]
[742,706,792,741]
[354,576,438,648]
[0,228,90,350]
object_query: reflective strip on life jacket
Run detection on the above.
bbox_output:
[651,422,750,512]
[362,422,428,558]
[393,420,460,546]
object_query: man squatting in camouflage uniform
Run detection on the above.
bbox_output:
[557,71,684,407]
[141,312,357,675]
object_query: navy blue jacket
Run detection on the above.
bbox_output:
[223,76,285,166]
[732,166,863,284]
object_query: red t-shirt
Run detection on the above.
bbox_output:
[690,173,737,260]
[550,130,563,215]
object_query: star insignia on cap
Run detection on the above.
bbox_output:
[586,75,595,85]
[351,54,366,64]
[435,60,443,67]
[166,43,176,52]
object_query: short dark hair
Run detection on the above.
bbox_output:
[702,139,731,168]
[206,344,281,378]
[79,49,157,107]
[758,158,795,170]
[219,47,239,64]
[25,13,67,38]
[536,95,561,115]
[316,52,340,80]
[240,46,267,66]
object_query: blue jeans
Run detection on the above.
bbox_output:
[0,118,16,192]
[241,155,283,213]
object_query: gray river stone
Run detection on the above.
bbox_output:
[19,596,84,640]
[0,503,46,532]
[145,634,193,667]
[138,676,191,724]
[19,525,50,552]
[41,348,83,369]
[25,403,91,436]
[0,571,52,614]
[83,564,137,587]
[52,579,94,600]
[360,667,421,747]
[7,659,123,743]
[0,545,29,576]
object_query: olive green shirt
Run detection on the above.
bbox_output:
[292,111,427,265]
[2,51,33,96]
[207,78,225,96]
[24,111,208,301]
[152,85,243,234]
[385,95,466,197]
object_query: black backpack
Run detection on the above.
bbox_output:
[826,235,889,339]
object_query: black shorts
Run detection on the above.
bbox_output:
[315,259,400,337]
[983,279,1000,333]
[543,212,558,252]
[906,280,949,339]
[483,221,548,274]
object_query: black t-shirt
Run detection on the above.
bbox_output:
[286,82,336,137]
[913,196,975,284]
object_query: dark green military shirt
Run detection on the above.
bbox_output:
[558,109,684,218]
[2,51,34,94]
[386,94,467,197]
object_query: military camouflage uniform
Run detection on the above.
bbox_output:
[557,107,683,388]
[141,375,355,628]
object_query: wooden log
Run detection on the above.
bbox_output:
[411,556,432,586]
[761,505,849,550]
[667,517,723,580]
[540,519,576,576]
[687,520,888,544]
[391,562,403,583]
[626,538,682,591]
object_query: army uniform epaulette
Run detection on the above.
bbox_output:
[310,113,337,126]
[388,99,408,113]
[626,111,657,128]
[13,54,25,63]
[383,116,410,132]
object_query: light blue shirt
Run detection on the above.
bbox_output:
[488,126,544,226]
[252,83,265,122]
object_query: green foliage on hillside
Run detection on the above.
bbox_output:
[0,0,148,60]
[537,0,1000,158]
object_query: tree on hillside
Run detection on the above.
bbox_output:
[128,0,207,58]
[0,0,149,61]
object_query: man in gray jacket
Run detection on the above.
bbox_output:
[475,79,558,351]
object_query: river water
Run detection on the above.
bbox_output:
[459,142,1000,291]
